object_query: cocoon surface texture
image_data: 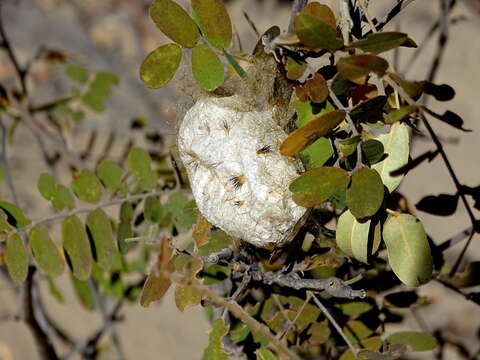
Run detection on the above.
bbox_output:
[178,95,306,248]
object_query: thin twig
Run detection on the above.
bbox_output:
[9,190,168,235]
[0,3,27,95]
[368,0,419,35]
[0,117,19,205]
[288,0,308,34]
[24,268,60,360]
[169,272,302,360]
[310,292,357,356]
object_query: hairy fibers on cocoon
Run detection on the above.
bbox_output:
[178,95,307,248]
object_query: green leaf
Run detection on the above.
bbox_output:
[81,72,119,112]
[97,160,123,191]
[149,0,200,47]
[71,170,103,203]
[299,137,333,169]
[350,32,415,54]
[140,43,182,88]
[29,226,64,277]
[52,185,75,211]
[192,0,232,50]
[144,197,164,223]
[256,348,277,360]
[383,214,433,286]
[62,215,93,280]
[0,209,13,233]
[286,57,307,80]
[165,192,198,233]
[5,233,28,283]
[302,2,336,29]
[65,63,88,83]
[385,105,419,124]
[289,166,349,207]
[203,318,230,360]
[308,320,331,345]
[223,50,246,77]
[336,210,380,263]
[372,122,410,192]
[198,230,232,256]
[37,173,57,200]
[191,44,224,91]
[335,301,374,316]
[337,55,389,83]
[340,337,383,360]
[294,14,343,51]
[86,209,117,270]
[38,173,75,211]
[70,274,96,310]
[280,110,346,156]
[128,148,157,190]
[0,201,31,228]
[117,202,135,254]
[347,168,384,219]
[387,331,437,351]
[343,320,373,344]
[293,100,334,127]
[361,139,385,166]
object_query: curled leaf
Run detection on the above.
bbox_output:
[280,109,345,156]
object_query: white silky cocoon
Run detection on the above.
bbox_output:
[178,95,306,248]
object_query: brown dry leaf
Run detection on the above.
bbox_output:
[192,214,212,248]
[280,110,346,156]
[295,73,328,103]
[174,257,204,311]
[140,238,175,307]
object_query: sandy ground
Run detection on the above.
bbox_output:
[1,0,480,359]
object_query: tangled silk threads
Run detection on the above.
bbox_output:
[178,95,306,248]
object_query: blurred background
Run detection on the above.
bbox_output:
[0,0,480,358]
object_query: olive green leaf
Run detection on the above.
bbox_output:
[256,348,277,360]
[302,2,336,29]
[149,0,200,48]
[289,166,349,207]
[62,215,93,280]
[29,226,64,277]
[127,147,157,190]
[337,55,389,83]
[71,170,103,203]
[0,209,13,233]
[347,168,384,220]
[140,43,182,89]
[175,257,203,311]
[144,196,164,223]
[38,173,75,211]
[387,331,437,351]
[294,14,343,51]
[340,336,383,360]
[286,57,307,80]
[96,159,123,192]
[350,32,416,54]
[336,210,381,263]
[86,209,117,270]
[372,122,410,193]
[117,202,134,254]
[70,274,96,311]
[81,72,119,112]
[5,233,28,283]
[191,44,224,91]
[0,201,31,228]
[204,318,230,360]
[192,0,232,50]
[280,110,345,156]
[385,105,419,124]
[383,214,433,286]
[65,63,88,83]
